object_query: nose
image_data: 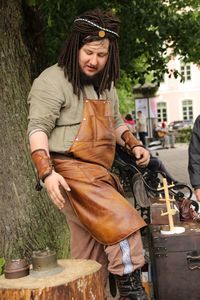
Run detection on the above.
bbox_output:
[89,54,97,66]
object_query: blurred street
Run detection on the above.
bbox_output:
[151,143,193,195]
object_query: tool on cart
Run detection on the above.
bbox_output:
[157,178,185,234]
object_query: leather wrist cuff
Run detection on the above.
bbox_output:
[31,149,53,182]
[130,144,146,150]
[121,130,141,150]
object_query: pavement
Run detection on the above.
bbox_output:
[150,143,193,196]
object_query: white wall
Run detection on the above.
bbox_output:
[157,56,200,123]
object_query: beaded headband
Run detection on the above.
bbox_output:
[74,18,119,38]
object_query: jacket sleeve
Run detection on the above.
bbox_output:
[27,72,65,137]
[108,86,124,129]
[188,115,200,188]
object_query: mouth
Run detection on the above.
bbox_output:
[85,65,97,72]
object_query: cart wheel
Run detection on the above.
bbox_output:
[190,200,199,212]
[170,183,193,200]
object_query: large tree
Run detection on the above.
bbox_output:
[0,0,69,261]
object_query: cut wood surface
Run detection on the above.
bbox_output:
[0,259,104,300]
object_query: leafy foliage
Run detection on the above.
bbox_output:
[23,0,200,107]
[175,127,192,143]
[116,70,134,115]
[0,258,5,275]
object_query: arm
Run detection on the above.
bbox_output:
[115,125,150,167]
[188,116,200,202]
[111,88,149,166]
[138,116,145,125]
[28,69,71,209]
[194,189,200,202]
[29,131,70,210]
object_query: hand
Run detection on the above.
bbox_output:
[132,146,150,167]
[194,188,200,202]
[44,170,71,209]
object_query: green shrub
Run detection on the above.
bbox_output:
[175,127,192,144]
[0,258,5,275]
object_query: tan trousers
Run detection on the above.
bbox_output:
[62,199,145,285]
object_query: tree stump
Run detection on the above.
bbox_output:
[0,259,105,300]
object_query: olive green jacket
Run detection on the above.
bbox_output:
[27,64,124,153]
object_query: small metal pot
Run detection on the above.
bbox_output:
[32,249,57,271]
[5,258,30,279]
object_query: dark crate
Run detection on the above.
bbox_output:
[151,202,180,225]
[149,223,200,300]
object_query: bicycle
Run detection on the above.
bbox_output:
[111,146,197,223]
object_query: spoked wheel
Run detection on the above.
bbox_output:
[190,199,199,212]
[142,171,193,202]
[130,173,151,223]
[142,170,167,199]
[169,183,193,201]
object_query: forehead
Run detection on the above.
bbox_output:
[81,39,110,52]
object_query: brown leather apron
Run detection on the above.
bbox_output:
[68,98,116,169]
[51,98,146,245]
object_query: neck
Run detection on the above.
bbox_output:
[80,69,103,93]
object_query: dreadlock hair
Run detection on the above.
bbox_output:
[58,8,120,98]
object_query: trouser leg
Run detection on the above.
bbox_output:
[62,194,145,276]
[62,200,147,299]
[56,158,147,299]
[149,156,176,184]
[139,132,146,146]
[157,159,176,183]
[104,231,144,275]
[105,232,147,300]
[61,200,109,287]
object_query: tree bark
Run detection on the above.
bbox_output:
[0,259,105,299]
[0,0,69,261]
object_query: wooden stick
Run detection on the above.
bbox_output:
[162,178,175,231]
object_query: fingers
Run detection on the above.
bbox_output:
[133,148,150,166]
[49,186,66,210]
[44,172,70,210]
[59,177,71,192]
[136,156,149,167]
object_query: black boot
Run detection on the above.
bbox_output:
[115,269,148,300]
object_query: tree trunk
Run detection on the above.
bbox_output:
[0,259,105,299]
[0,0,69,261]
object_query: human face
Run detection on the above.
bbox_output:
[79,39,109,77]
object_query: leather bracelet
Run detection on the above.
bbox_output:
[121,130,141,149]
[130,144,146,150]
[31,149,53,182]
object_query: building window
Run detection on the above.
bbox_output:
[180,63,191,81]
[157,102,167,123]
[182,100,193,120]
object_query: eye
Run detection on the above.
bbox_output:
[98,53,108,58]
[85,50,93,55]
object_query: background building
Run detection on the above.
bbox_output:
[157,56,200,126]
